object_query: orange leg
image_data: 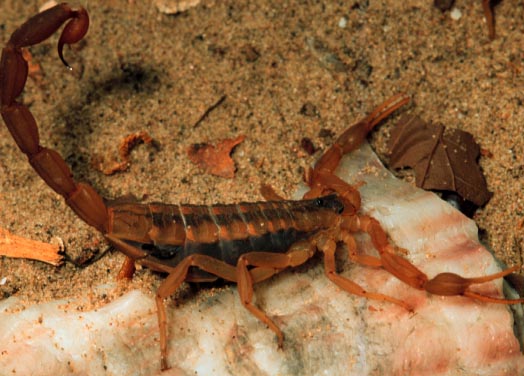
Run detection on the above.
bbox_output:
[260,184,286,201]
[156,254,239,371]
[154,245,316,370]
[116,255,136,280]
[318,234,412,311]
[236,242,316,347]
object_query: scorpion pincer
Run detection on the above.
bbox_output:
[2,4,523,371]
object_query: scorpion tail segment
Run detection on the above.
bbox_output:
[0,48,28,106]
[66,183,109,233]
[57,7,89,69]
[425,265,524,304]
[1,5,107,233]
[6,4,89,70]
[27,143,108,232]
[8,4,86,48]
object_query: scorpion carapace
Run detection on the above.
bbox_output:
[2,4,523,372]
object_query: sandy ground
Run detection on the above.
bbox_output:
[0,0,523,316]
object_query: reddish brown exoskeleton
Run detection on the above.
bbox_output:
[1,4,522,371]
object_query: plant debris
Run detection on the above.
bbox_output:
[435,1,497,39]
[387,115,492,207]
[481,0,496,40]
[97,131,154,175]
[193,94,227,128]
[434,0,455,11]
[0,228,63,266]
[21,48,44,85]
[300,137,316,155]
[187,135,245,178]
[154,0,202,14]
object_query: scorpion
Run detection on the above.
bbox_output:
[2,4,524,371]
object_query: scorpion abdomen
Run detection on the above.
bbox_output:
[109,195,343,267]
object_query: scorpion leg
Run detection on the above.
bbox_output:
[155,251,298,370]
[236,242,317,347]
[155,254,240,370]
[318,233,412,311]
[116,256,136,279]
[260,184,286,201]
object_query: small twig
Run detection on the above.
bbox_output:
[193,94,227,128]
[482,0,495,40]
[0,228,63,266]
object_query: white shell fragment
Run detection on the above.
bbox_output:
[1,142,523,375]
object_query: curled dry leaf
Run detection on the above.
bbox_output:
[98,131,154,175]
[0,228,62,266]
[187,135,245,178]
[387,115,492,206]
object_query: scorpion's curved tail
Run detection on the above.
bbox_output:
[0,4,108,233]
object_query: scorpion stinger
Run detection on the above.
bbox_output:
[2,4,524,372]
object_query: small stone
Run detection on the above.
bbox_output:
[450,8,462,21]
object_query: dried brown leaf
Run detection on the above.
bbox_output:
[387,115,492,206]
[98,131,154,175]
[187,135,245,178]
